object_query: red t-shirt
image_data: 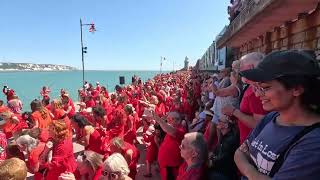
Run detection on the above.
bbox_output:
[158,125,186,167]
[239,85,267,144]
[176,162,205,180]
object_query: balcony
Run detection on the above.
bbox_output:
[216,0,319,48]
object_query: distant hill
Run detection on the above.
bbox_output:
[0,62,77,71]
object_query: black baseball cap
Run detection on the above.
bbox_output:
[240,50,320,82]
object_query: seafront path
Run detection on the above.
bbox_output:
[27,103,161,180]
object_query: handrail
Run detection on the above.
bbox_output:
[217,0,274,47]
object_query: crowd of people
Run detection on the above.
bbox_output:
[0,49,319,180]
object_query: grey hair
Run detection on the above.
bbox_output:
[240,52,265,68]
[186,132,208,163]
[16,135,39,152]
[168,111,181,122]
[103,153,130,176]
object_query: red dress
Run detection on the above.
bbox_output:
[31,110,52,129]
[28,142,46,180]
[86,129,104,155]
[122,142,140,180]
[63,99,76,118]
[52,109,73,138]
[2,114,28,138]
[107,119,124,140]
[155,102,166,117]
[46,138,77,179]
[158,125,186,180]
[124,114,137,144]
[93,166,103,180]
[143,133,158,163]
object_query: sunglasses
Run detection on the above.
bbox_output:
[252,83,272,95]
[102,171,120,179]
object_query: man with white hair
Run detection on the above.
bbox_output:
[153,111,187,180]
[177,132,208,180]
[222,52,267,144]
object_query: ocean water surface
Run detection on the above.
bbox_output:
[0,70,160,110]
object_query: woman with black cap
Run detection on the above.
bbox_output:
[233,50,320,180]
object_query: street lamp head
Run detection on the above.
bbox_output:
[89,23,96,33]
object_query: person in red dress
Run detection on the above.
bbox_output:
[95,82,101,92]
[2,85,15,102]
[143,124,165,178]
[109,137,140,180]
[72,114,105,155]
[74,150,103,180]
[152,111,187,180]
[30,99,53,129]
[61,93,76,119]
[177,132,208,180]
[16,134,48,180]
[105,109,126,140]
[46,120,77,179]
[100,86,109,98]
[50,99,73,138]
[123,104,137,144]
[92,105,108,128]
[0,111,28,139]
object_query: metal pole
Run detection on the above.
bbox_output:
[173,60,175,72]
[160,56,162,74]
[80,19,85,89]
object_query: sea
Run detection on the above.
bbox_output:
[0,70,161,111]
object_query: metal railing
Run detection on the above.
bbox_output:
[217,0,275,47]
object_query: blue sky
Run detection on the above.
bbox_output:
[0,0,229,70]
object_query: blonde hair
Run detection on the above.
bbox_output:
[104,153,130,176]
[78,150,103,171]
[0,158,28,180]
[51,99,63,110]
[50,119,69,140]
[111,137,125,150]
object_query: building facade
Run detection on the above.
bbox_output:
[197,41,216,71]
[216,0,320,61]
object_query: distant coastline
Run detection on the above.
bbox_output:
[0,62,77,71]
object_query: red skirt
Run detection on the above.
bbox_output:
[146,142,158,163]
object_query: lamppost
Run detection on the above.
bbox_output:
[160,56,166,74]
[80,18,96,89]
